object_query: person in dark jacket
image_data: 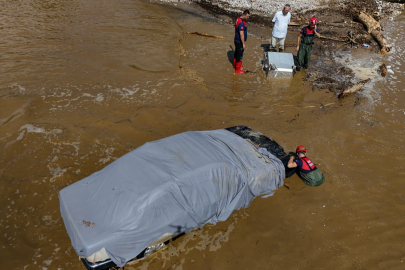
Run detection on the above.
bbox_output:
[287,145,324,186]
[295,16,321,71]
[233,10,250,73]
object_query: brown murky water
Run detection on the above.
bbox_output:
[1,0,404,269]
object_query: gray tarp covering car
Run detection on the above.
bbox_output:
[59,128,285,267]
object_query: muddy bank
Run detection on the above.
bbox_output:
[158,0,404,20]
[158,0,401,15]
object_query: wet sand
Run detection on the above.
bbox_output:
[1,0,404,269]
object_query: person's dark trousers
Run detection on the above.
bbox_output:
[234,41,244,63]
[297,42,312,69]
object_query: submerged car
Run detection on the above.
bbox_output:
[59,125,294,269]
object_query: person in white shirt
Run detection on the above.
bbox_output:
[270,4,291,52]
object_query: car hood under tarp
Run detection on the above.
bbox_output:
[59,129,285,267]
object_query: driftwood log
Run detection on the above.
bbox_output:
[186,32,224,39]
[355,12,391,54]
[338,78,371,99]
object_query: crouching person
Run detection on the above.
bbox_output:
[287,145,324,186]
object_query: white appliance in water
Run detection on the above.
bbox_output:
[262,50,296,78]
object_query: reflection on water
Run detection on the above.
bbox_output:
[0,0,404,269]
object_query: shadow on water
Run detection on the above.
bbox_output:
[227,50,234,65]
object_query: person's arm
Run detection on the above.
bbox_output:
[271,13,276,28]
[240,30,246,49]
[287,156,298,168]
[315,25,321,38]
[296,33,302,51]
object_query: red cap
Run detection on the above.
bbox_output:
[310,16,317,25]
[296,145,306,153]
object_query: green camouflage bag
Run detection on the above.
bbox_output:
[297,168,324,187]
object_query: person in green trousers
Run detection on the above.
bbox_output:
[287,145,325,187]
[295,17,321,71]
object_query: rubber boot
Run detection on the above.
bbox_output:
[233,57,243,68]
[235,62,245,73]
[279,48,283,52]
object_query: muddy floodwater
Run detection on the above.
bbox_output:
[1,0,405,269]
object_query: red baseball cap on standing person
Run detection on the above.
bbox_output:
[296,145,307,153]
[309,16,317,25]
